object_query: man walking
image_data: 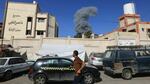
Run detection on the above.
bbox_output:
[73,50,85,84]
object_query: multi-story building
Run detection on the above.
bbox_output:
[99,3,150,46]
[3,1,58,40]
[48,15,59,37]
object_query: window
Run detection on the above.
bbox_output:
[0,31,2,38]
[37,31,44,35]
[27,17,32,22]
[128,29,136,32]
[44,59,58,67]
[36,59,59,67]
[147,29,150,38]
[38,18,45,22]
[0,59,7,65]
[26,30,31,35]
[17,58,25,63]
[118,51,135,60]
[8,58,19,65]
[104,38,108,39]
[147,29,150,33]
[104,51,112,58]
[26,17,33,35]
[60,59,73,67]
[122,29,126,32]
[142,28,144,32]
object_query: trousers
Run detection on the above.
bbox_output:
[73,75,84,84]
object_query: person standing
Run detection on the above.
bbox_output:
[73,50,85,84]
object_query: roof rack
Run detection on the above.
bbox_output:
[107,45,150,50]
[41,54,58,58]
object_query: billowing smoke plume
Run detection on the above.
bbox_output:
[74,7,97,34]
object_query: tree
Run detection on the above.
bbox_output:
[74,33,82,38]
[84,31,92,38]
[74,31,92,38]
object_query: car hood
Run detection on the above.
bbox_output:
[85,63,97,69]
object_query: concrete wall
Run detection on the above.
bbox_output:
[1,35,150,60]
[99,32,117,40]
[120,19,125,28]
[127,25,136,31]
[126,17,140,25]
[1,38,115,60]
[140,40,150,45]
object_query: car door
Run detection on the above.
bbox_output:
[8,58,20,73]
[17,58,29,71]
[116,51,137,71]
[135,50,150,72]
[103,50,115,71]
[40,59,60,81]
[59,58,75,81]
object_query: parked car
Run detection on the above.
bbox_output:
[28,57,101,84]
[0,57,30,80]
[89,52,104,69]
[103,46,150,80]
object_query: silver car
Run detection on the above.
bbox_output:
[89,52,104,69]
[0,57,30,80]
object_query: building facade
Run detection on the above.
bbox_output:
[99,3,150,46]
[3,1,58,40]
[48,15,59,37]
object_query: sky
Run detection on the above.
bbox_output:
[1,0,150,37]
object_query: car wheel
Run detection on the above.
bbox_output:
[4,71,12,80]
[34,74,47,84]
[122,69,132,80]
[83,73,94,84]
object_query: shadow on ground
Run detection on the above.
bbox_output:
[134,73,150,78]
[47,81,72,84]
[104,71,121,79]
[104,71,150,79]
[47,81,102,84]
[0,71,28,82]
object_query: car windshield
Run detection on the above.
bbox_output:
[104,51,112,58]
[0,59,7,65]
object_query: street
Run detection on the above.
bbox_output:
[1,71,150,84]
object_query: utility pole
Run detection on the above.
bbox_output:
[1,0,9,47]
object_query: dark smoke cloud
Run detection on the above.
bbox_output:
[74,7,97,34]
